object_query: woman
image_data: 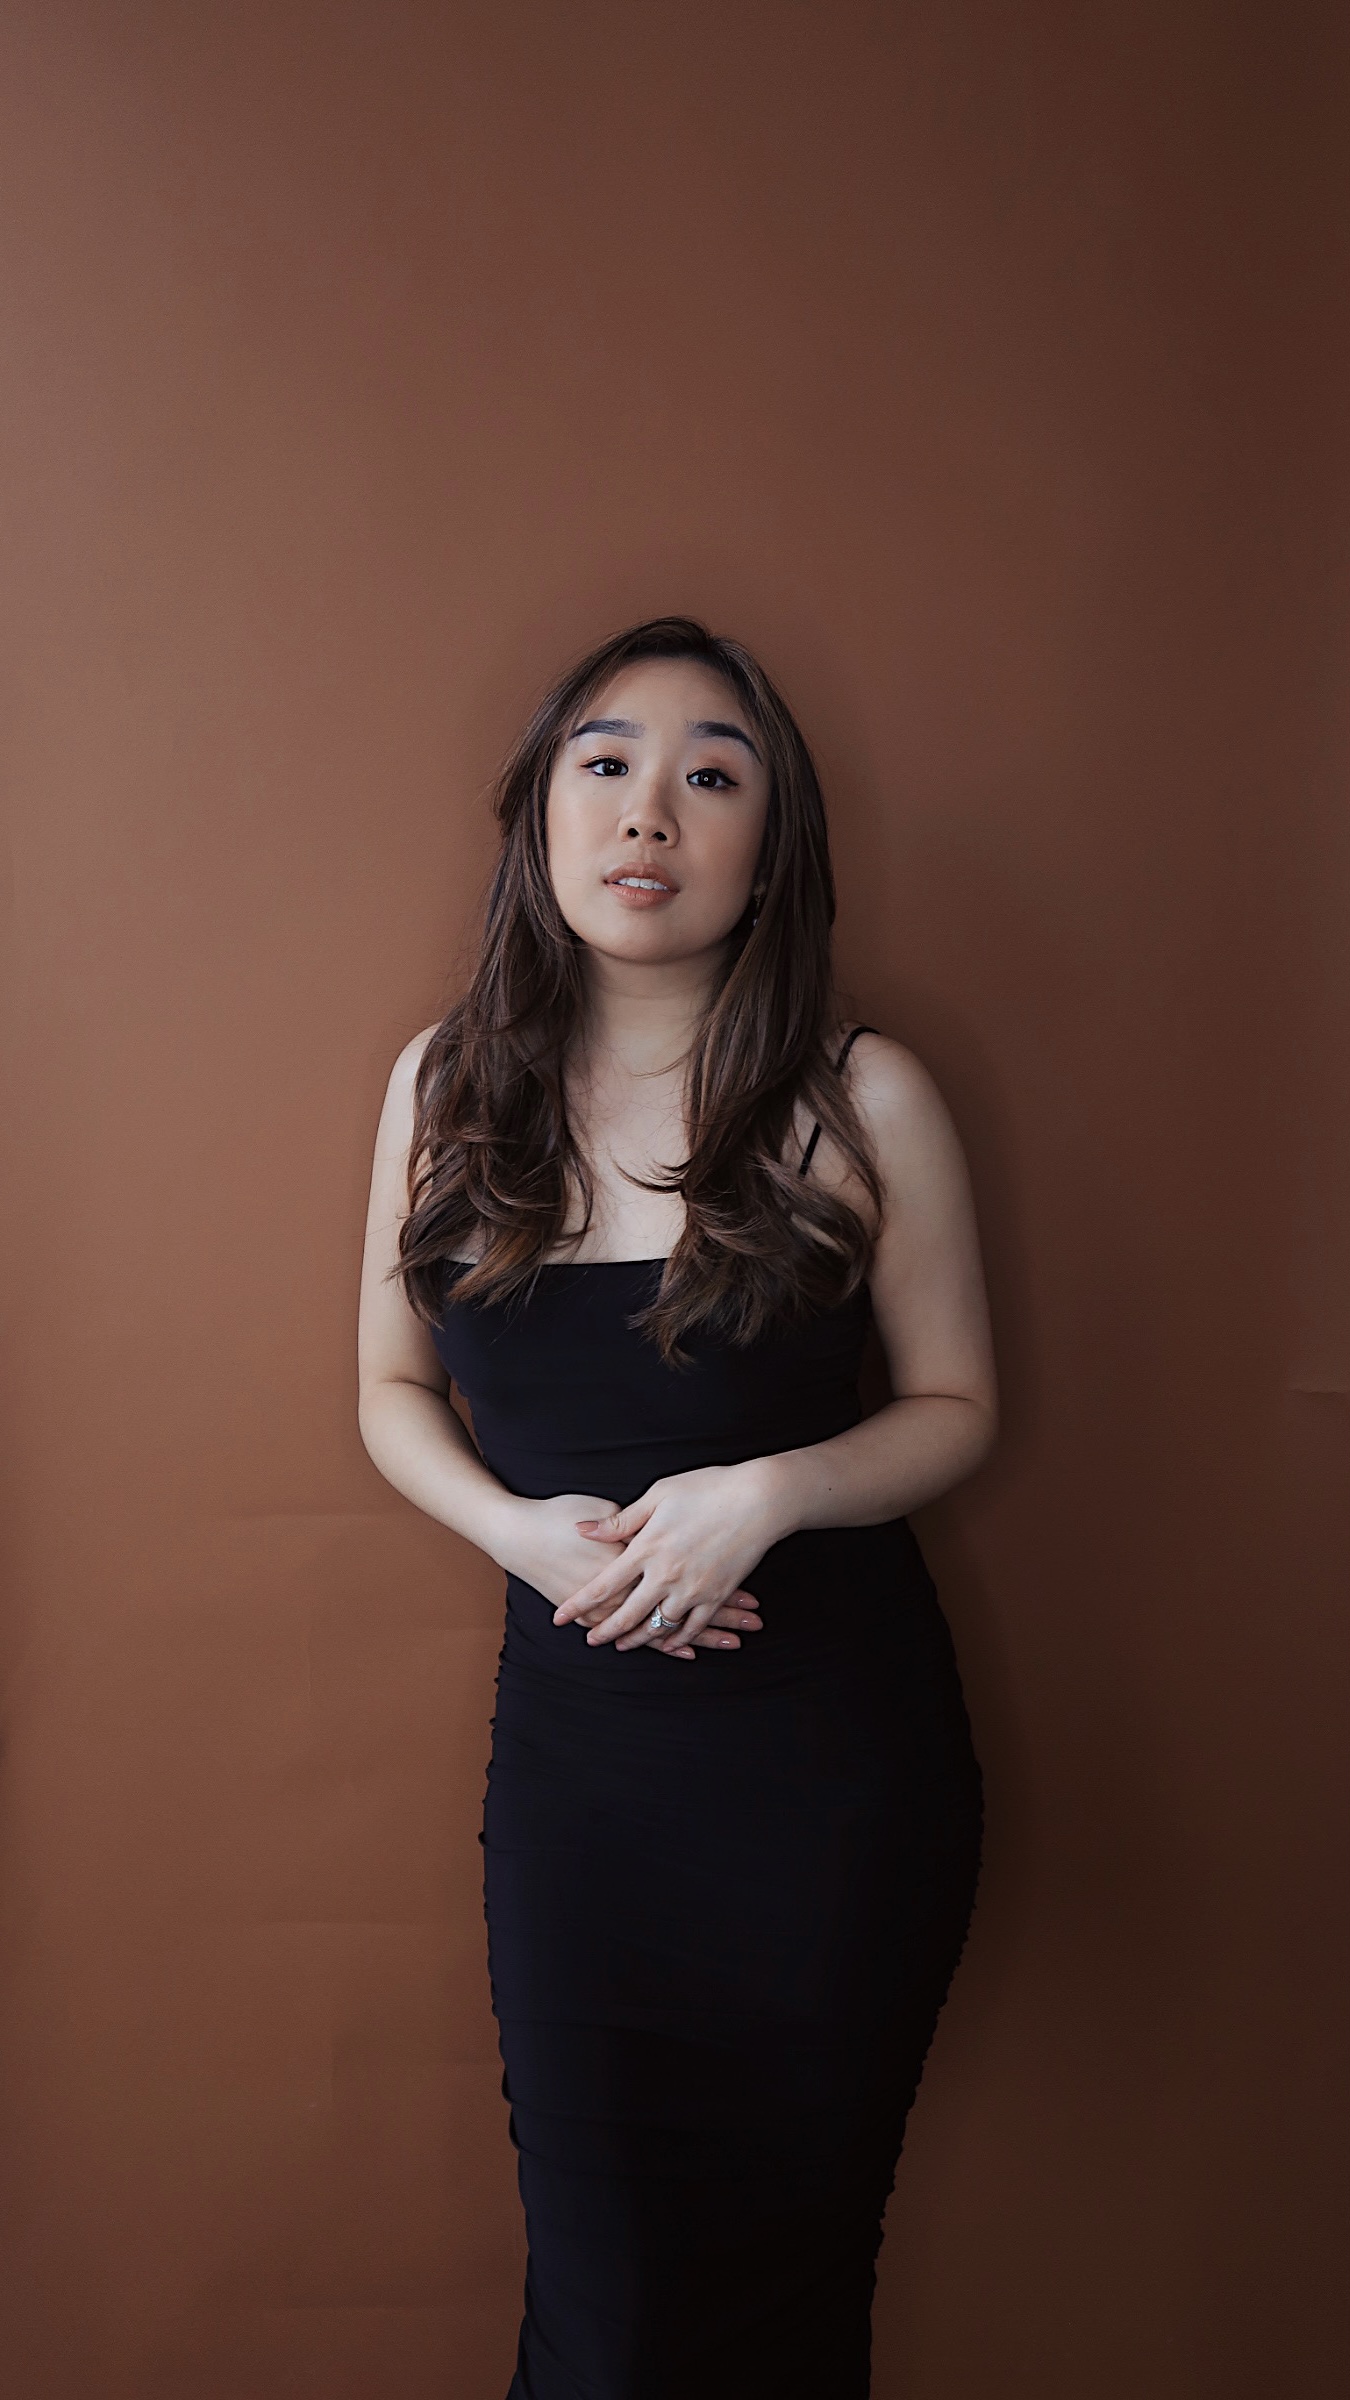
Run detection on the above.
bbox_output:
[357,615,996,2398]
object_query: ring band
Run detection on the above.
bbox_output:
[648,1605,672,1631]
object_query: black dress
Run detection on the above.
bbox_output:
[430,1039,984,2399]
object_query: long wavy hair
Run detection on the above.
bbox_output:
[394,615,883,1362]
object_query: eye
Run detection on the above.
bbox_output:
[582,754,628,778]
[688,767,736,790]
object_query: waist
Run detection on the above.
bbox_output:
[473,1416,867,1512]
[498,1516,939,1695]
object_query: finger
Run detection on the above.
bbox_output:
[572,1587,647,1625]
[664,1592,764,1652]
[607,1578,759,1648]
[553,1562,644,1624]
[615,1595,720,1655]
[694,1589,760,1625]
[559,1562,756,1631]
[586,1590,674,1647]
[574,1498,655,1544]
[586,1577,705,1648]
[708,1599,762,1629]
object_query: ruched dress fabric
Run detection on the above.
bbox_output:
[431,1256,983,2399]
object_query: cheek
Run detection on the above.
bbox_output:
[545,793,614,944]
[545,793,591,893]
[686,811,764,900]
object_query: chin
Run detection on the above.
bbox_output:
[589,925,686,961]
[561,900,732,963]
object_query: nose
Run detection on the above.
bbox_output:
[618,768,678,845]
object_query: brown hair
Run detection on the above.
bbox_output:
[394,615,882,1362]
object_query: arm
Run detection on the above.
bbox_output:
[756,1031,998,1532]
[554,1033,998,1649]
[356,1026,525,1564]
[356,1030,765,1657]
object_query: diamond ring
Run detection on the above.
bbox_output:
[648,1605,672,1631]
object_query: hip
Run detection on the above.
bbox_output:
[484,1559,984,1899]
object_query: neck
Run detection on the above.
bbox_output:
[576,943,727,1077]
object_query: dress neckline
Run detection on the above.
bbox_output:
[441,1028,879,1286]
[444,1255,670,1271]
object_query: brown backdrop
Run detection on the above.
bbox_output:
[2,4,1346,2394]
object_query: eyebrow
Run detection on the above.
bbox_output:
[568,717,644,741]
[689,718,762,761]
[567,714,762,763]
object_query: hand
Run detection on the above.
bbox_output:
[498,1492,765,1661]
[551,1461,789,1656]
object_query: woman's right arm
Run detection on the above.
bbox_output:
[356,1026,527,1559]
[355,1029,762,1657]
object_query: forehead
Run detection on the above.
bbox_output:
[579,654,750,730]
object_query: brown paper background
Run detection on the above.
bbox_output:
[2,4,1346,2394]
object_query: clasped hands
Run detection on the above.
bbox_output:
[504,1460,790,1662]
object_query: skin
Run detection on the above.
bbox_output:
[358,656,999,1663]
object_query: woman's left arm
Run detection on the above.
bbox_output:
[764,1030,999,1530]
[553,1034,998,1652]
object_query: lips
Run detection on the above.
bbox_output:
[605,864,677,902]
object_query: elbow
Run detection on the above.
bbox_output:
[969,1395,999,1469]
[357,1372,446,1457]
[356,1380,395,1460]
[356,1396,380,1463]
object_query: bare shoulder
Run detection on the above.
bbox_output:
[840,1027,958,1140]
[838,1028,973,1203]
[368,1025,443,1203]
[377,1020,440,1130]
[389,1020,441,1098]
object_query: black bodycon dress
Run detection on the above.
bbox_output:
[430,1044,985,2399]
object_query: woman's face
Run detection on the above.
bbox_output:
[545,657,771,974]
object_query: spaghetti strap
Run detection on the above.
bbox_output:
[798,1023,880,1177]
